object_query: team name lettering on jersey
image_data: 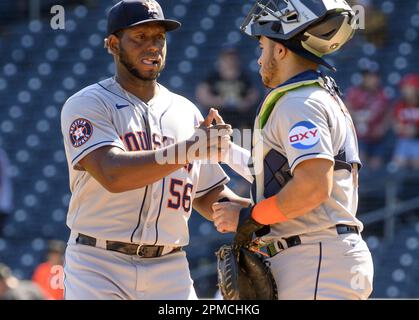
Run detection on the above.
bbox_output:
[152,133,175,149]
[121,131,151,151]
[120,131,177,152]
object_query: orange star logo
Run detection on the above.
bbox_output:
[73,127,85,140]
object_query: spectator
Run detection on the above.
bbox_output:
[195,47,260,129]
[32,240,65,300]
[392,74,419,170]
[345,67,391,170]
[0,147,12,237]
[0,263,45,300]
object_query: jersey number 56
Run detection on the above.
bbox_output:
[167,178,193,213]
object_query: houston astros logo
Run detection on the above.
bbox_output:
[288,121,320,150]
[69,118,93,148]
[142,0,159,16]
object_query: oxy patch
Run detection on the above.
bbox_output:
[288,121,320,150]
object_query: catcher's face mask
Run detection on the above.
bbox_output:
[241,0,299,37]
[241,0,356,71]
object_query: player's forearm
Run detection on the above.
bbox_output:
[274,165,333,220]
[106,151,185,192]
[250,160,334,225]
[193,185,225,221]
[83,143,191,193]
[81,115,232,192]
[274,178,329,220]
[193,185,251,221]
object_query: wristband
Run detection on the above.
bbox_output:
[251,196,289,225]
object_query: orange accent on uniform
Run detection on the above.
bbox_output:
[251,196,289,225]
[32,262,64,300]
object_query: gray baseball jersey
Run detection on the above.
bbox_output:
[253,84,363,240]
[61,77,229,246]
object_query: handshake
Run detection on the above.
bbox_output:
[185,107,233,164]
[155,107,255,176]
[154,108,233,165]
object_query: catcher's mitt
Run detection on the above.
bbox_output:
[215,244,278,300]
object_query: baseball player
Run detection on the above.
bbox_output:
[61,0,248,300]
[213,0,374,299]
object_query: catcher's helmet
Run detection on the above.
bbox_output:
[241,0,356,71]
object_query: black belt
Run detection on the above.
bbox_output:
[75,233,182,258]
[266,224,359,257]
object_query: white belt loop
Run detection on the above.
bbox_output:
[95,238,107,249]
[276,239,287,251]
[352,164,359,188]
[69,231,78,245]
[161,246,175,255]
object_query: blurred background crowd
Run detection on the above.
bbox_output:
[0,0,418,299]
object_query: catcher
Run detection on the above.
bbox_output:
[214,0,374,300]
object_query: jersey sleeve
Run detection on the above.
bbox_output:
[272,96,335,173]
[195,163,230,198]
[61,95,125,169]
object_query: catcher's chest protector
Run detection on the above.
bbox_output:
[251,71,359,204]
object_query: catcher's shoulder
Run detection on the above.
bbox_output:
[273,86,335,117]
[281,85,325,102]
